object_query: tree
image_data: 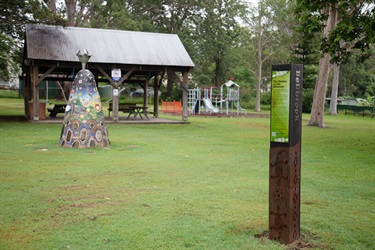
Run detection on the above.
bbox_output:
[0,0,65,80]
[82,0,156,31]
[339,46,375,98]
[243,0,295,111]
[308,2,338,127]
[0,0,31,80]
[195,0,244,86]
[296,0,375,127]
[151,0,203,98]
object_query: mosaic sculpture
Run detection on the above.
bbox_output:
[59,50,110,148]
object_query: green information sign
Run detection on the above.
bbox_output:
[270,70,290,143]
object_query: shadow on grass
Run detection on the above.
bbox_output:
[0,115,27,122]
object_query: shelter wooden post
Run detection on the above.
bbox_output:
[31,66,39,120]
[143,79,149,107]
[24,67,31,117]
[113,87,119,121]
[182,72,189,121]
[97,66,117,120]
[97,67,134,121]
[29,65,56,120]
[153,74,159,117]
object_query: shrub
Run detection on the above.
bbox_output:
[260,92,271,105]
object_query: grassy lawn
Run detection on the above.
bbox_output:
[0,93,374,249]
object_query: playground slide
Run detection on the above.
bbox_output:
[235,103,247,114]
[202,98,219,113]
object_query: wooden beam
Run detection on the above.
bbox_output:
[175,72,188,93]
[174,72,183,84]
[119,67,135,84]
[29,60,193,74]
[36,65,56,85]
[112,67,135,121]
[96,66,136,87]
[96,66,115,85]
[42,77,146,84]
[97,66,136,121]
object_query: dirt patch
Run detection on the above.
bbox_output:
[286,233,327,250]
[121,187,155,193]
[71,202,99,208]
[253,231,327,249]
[57,184,88,191]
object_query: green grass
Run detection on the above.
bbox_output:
[0,89,20,99]
[0,95,374,249]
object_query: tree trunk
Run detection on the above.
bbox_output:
[48,0,57,14]
[255,3,262,112]
[307,3,337,127]
[65,0,76,26]
[328,8,341,116]
[308,54,331,127]
[328,63,340,115]
[255,53,261,112]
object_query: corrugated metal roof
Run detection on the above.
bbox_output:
[25,24,194,68]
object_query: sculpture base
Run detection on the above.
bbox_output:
[60,119,110,148]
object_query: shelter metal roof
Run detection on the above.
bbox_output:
[25,24,194,68]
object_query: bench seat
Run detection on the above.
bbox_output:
[108,103,136,116]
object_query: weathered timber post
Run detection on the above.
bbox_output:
[182,72,189,121]
[111,68,121,122]
[269,64,303,244]
[32,66,39,120]
[153,74,160,117]
[96,67,134,122]
[112,87,119,121]
[144,79,149,107]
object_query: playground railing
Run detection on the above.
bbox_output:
[161,101,182,114]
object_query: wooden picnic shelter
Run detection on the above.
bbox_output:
[22,24,194,121]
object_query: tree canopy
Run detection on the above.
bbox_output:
[295,0,375,127]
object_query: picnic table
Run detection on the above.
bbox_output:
[48,104,67,117]
[126,106,149,120]
[337,104,374,118]
[107,102,136,116]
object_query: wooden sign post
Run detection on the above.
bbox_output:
[269,64,303,244]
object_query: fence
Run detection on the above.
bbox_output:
[161,101,182,114]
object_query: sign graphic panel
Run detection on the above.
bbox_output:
[270,70,290,143]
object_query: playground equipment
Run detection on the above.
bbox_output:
[188,79,246,115]
[202,98,219,113]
